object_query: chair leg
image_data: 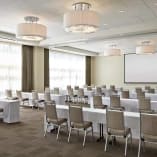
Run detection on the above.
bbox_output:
[104,134,108,151]
[138,139,141,157]
[68,127,72,143]
[56,125,61,140]
[44,123,48,137]
[83,130,87,147]
[91,126,94,141]
[124,136,128,157]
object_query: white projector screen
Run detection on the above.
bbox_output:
[124,53,157,83]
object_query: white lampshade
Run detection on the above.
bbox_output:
[17,16,47,41]
[104,48,122,56]
[136,45,155,54]
[64,2,100,33]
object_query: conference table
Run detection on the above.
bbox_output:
[89,96,157,112]
[44,105,140,139]
[0,99,20,123]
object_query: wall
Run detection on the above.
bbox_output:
[91,56,157,89]
[33,47,45,92]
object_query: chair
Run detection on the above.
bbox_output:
[145,86,151,91]
[93,96,107,109]
[66,88,77,103]
[44,104,68,140]
[137,91,145,99]
[138,113,157,157]
[105,109,132,156]
[5,89,18,100]
[87,86,92,91]
[95,87,103,96]
[44,92,56,104]
[16,90,29,106]
[53,87,59,95]
[77,88,88,104]
[45,87,50,93]
[110,85,115,91]
[74,86,79,90]
[110,95,124,110]
[121,91,130,99]
[32,91,45,110]
[136,88,142,94]
[147,88,155,94]
[138,98,153,113]
[68,105,93,147]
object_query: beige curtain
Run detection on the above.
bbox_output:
[22,45,34,92]
[44,48,49,88]
[86,56,91,85]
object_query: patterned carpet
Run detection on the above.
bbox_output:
[0,107,156,157]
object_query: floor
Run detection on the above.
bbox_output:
[0,107,156,157]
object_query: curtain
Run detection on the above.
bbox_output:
[86,56,91,86]
[49,52,85,88]
[0,42,21,96]
[22,45,33,92]
[44,48,49,88]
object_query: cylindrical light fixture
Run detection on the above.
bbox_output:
[104,45,122,56]
[17,16,47,41]
[64,2,100,33]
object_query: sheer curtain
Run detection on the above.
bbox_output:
[49,52,85,89]
[0,42,21,96]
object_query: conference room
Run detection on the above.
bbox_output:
[0,0,157,157]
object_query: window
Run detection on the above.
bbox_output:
[0,42,21,96]
[49,52,85,88]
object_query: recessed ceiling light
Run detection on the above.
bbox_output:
[119,10,125,13]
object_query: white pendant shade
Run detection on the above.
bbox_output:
[136,45,155,54]
[17,16,47,41]
[64,2,100,33]
[104,48,122,56]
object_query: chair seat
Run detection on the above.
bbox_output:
[72,121,92,129]
[108,128,131,137]
[48,118,67,125]
[22,98,29,101]
[0,108,3,112]
[142,134,157,142]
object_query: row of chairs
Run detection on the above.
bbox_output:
[44,103,157,157]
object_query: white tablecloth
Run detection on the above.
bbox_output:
[0,99,20,123]
[46,105,140,139]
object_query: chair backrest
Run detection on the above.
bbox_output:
[16,90,22,99]
[137,91,145,99]
[78,88,84,97]
[107,109,125,131]
[69,106,83,123]
[96,87,102,95]
[145,86,151,90]
[136,87,142,94]
[148,88,155,94]
[53,87,59,95]
[32,91,39,100]
[110,95,121,108]
[5,89,12,98]
[44,92,51,101]
[93,96,103,106]
[138,98,151,112]
[74,86,79,90]
[68,88,74,96]
[140,113,157,137]
[45,87,50,93]
[67,85,71,90]
[110,85,115,91]
[87,86,92,91]
[121,91,129,99]
[45,104,58,120]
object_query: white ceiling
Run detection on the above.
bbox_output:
[1,0,157,55]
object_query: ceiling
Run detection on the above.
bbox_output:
[1,0,157,55]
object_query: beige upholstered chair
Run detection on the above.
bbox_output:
[66,88,77,103]
[105,109,132,156]
[68,105,93,147]
[121,91,130,99]
[53,87,59,95]
[138,98,153,113]
[147,88,155,93]
[138,113,157,157]
[5,89,12,99]
[44,92,56,104]
[110,95,124,110]
[110,85,115,90]
[77,88,88,104]
[95,87,103,96]
[137,91,145,99]
[16,90,29,106]
[32,91,45,110]
[67,85,71,91]
[74,86,79,90]
[45,87,50,93]
[44,104,68,140]
[136,88,142,94]
[93,96,107,109]
[145,86,150,90]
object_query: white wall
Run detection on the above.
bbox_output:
[91,56,157,89]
